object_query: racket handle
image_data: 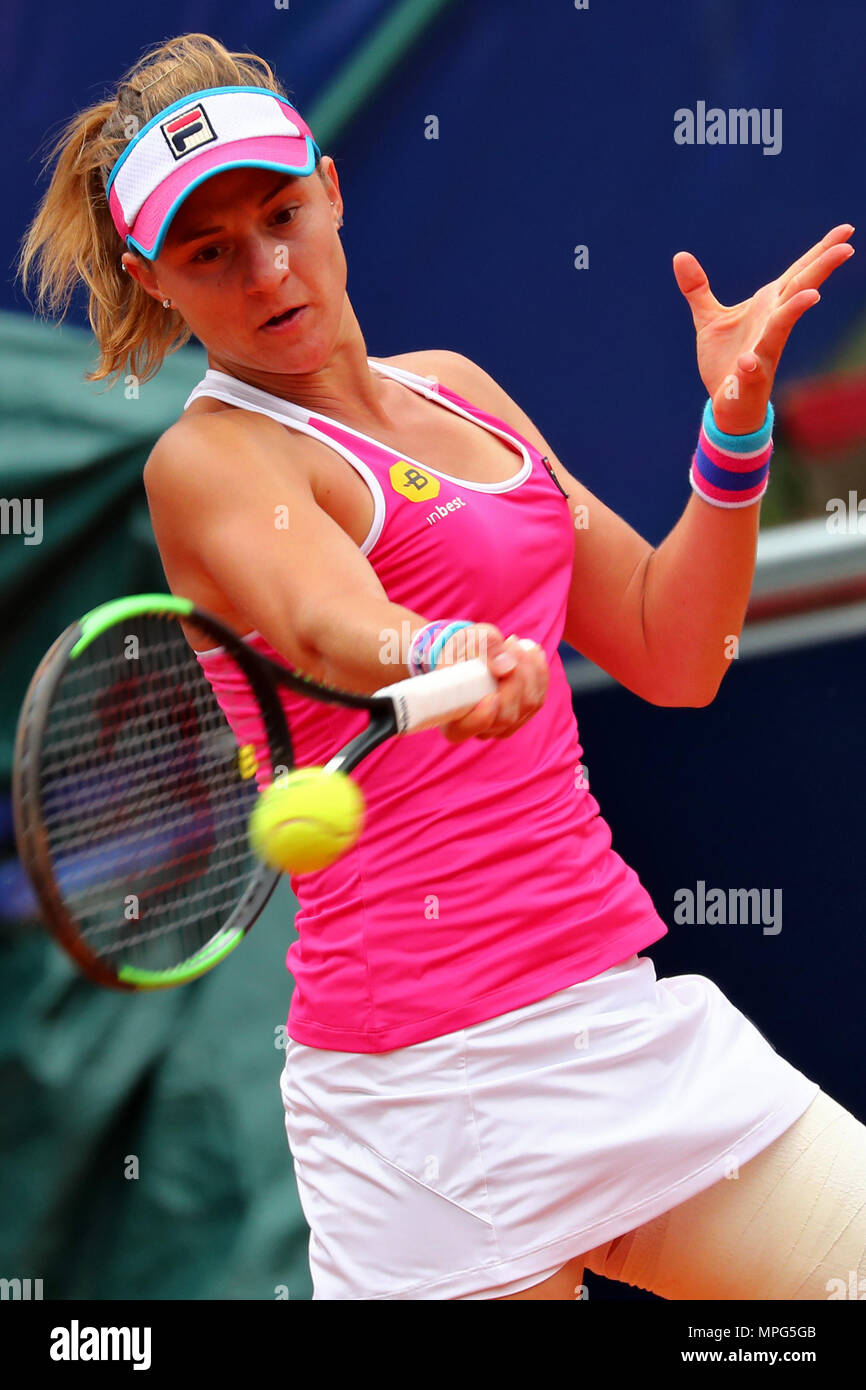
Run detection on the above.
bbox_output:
[374,656,498,734]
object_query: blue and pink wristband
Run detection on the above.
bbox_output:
[690,398,774,508]
[407,620,475,676]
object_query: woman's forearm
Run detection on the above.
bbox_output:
[304,598,431,693]
[641,489,761,705]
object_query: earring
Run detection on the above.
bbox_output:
[162,299,171,308]
[330,201,344,228]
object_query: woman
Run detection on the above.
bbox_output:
[18,33,864,1301]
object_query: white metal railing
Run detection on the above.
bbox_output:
[564,517,866,692]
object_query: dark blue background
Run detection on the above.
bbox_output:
[5,0,865,541]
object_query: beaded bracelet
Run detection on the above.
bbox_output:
[689,398,774,508]
[407,620,475,676]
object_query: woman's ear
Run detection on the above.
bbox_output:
[121,253,164,304]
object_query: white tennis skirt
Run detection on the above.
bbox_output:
[279,952,820,1300]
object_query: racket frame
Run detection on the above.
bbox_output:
[13,598,286,990]
[13,593,496,991]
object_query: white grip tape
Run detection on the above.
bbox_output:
[374,657,497,734]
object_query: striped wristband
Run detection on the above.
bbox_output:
[407,620,475,675]
[690,398,774,508]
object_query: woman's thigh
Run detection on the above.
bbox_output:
[582,1089,866,1300]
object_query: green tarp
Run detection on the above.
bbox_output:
[0,309,311,1299]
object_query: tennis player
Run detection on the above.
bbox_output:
[18,33,865,1300]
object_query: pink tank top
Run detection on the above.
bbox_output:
[186,360,668,1051]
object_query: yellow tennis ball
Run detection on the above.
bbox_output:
[248,768,365,874]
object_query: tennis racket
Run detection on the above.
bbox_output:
[12,593,497,992]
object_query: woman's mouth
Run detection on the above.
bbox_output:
[260,306,307,332]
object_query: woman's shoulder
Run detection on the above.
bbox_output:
[374,350,491,401]
[379,351,534,442]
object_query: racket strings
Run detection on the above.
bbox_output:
[39,723,244,852]
[53,831,253,935]
[83,847,259,951]
[34,617,271,973]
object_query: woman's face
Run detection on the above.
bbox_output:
[125,159,346,373]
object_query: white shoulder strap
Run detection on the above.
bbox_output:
[181,370,387,555]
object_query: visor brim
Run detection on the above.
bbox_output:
[125,134,318,260]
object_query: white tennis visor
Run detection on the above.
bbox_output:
[106,85,322,261]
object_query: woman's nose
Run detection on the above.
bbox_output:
[243,236,288,290]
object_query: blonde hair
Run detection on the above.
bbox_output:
[15,32,327,389]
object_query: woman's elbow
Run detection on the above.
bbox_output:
[646,671,722,708]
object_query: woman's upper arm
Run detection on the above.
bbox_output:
[143,410,390,669]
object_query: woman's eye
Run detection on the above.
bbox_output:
[191,208,299,263]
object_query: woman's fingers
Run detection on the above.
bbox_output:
[673,250,722,331]
[441,691,499,743]
[720,236,853,392]
[777,241,854,304]
[477,640,549,739]
[776,224,854,297]
[752,287,821,368]
[441,638,549,743]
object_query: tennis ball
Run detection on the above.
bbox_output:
[248,768,365,874]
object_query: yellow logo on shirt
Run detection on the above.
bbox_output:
[389,460,440,501]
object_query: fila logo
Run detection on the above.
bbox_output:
[160,103,218,160]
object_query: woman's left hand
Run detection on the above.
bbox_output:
[673,224,855,434]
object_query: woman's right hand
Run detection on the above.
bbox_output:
[434,623,550,743]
